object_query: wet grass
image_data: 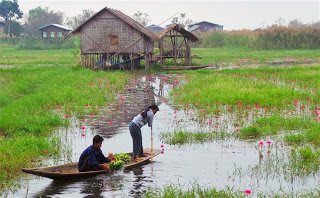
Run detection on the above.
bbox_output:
[160,131,232,145]
[239,115,318,138]
[289,146,320,175]
[0,44,129,189]
[171,65,320,184]
[144,183,320,198]
[192,47,320,65]
[145,184,244,198]
[172,67,320,112]
[0,136,59,189]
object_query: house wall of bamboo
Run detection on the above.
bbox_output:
[80,10,153,55]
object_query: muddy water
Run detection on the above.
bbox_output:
[5,74,320,197]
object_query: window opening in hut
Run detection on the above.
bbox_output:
[50,32,55,38]
[43,32,47,38]
[109,34,118,46]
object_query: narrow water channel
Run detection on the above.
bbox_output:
[5,74,320,197]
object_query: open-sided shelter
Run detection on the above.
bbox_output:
[69,7,159,70]
[157,24,199,65]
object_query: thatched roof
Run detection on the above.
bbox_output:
[70,7,159,41]
[158,24,199,42]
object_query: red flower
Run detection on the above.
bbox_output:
[255,104,261,109]
[293,99,299,105]
[244,189,252,195]
[81,126,86,131]
[236,100,243,108]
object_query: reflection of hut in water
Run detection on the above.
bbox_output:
[157,24,199,65]
[68,7,159,70]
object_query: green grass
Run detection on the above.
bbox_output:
[160,131,232,145]
[239,115,318,139]
[192,47,320,65]
[144,184,320,198]
[172,67,318,113]
[0,135,59,189]
[172,66,320,145]
[0,66,128,136]
[0,44,129,189]
[0,44,78,67]
[288,146,320,176]
[144,185,244,198]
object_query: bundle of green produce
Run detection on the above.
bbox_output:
[109,153,131,170]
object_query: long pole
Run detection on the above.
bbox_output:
[151,127,153,163]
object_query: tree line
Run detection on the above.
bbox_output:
[0,0,96,38]
[0,0,194,38]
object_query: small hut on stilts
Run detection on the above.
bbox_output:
[157,24,199,66]
[68,7,159,70]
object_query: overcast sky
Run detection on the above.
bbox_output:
[18,0,320,30]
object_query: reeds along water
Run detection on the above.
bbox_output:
[192,26,320,50]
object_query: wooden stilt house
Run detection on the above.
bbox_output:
[158,24,199,65]
[69,7,159,70]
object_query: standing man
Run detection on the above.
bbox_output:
[129,104,159,161]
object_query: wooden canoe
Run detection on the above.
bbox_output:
[21,148,162,180]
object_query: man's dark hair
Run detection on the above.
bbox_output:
[93,135,104,144]
[140,104,159,119]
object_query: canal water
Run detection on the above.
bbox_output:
[4,74,320,197]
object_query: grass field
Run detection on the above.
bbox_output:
[1,43,320,193]
[0,44,129,189]
[192,47,320,65]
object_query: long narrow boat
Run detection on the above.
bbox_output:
[21,148,161,180]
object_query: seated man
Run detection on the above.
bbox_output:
[78,134,111,172]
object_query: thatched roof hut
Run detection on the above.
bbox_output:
[69,7,159,70]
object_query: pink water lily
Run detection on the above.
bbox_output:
[244,189,252,195]
[267,140,272,145]
[160,144,164,149]
[259,140,264,145]
[81,133,85,137]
